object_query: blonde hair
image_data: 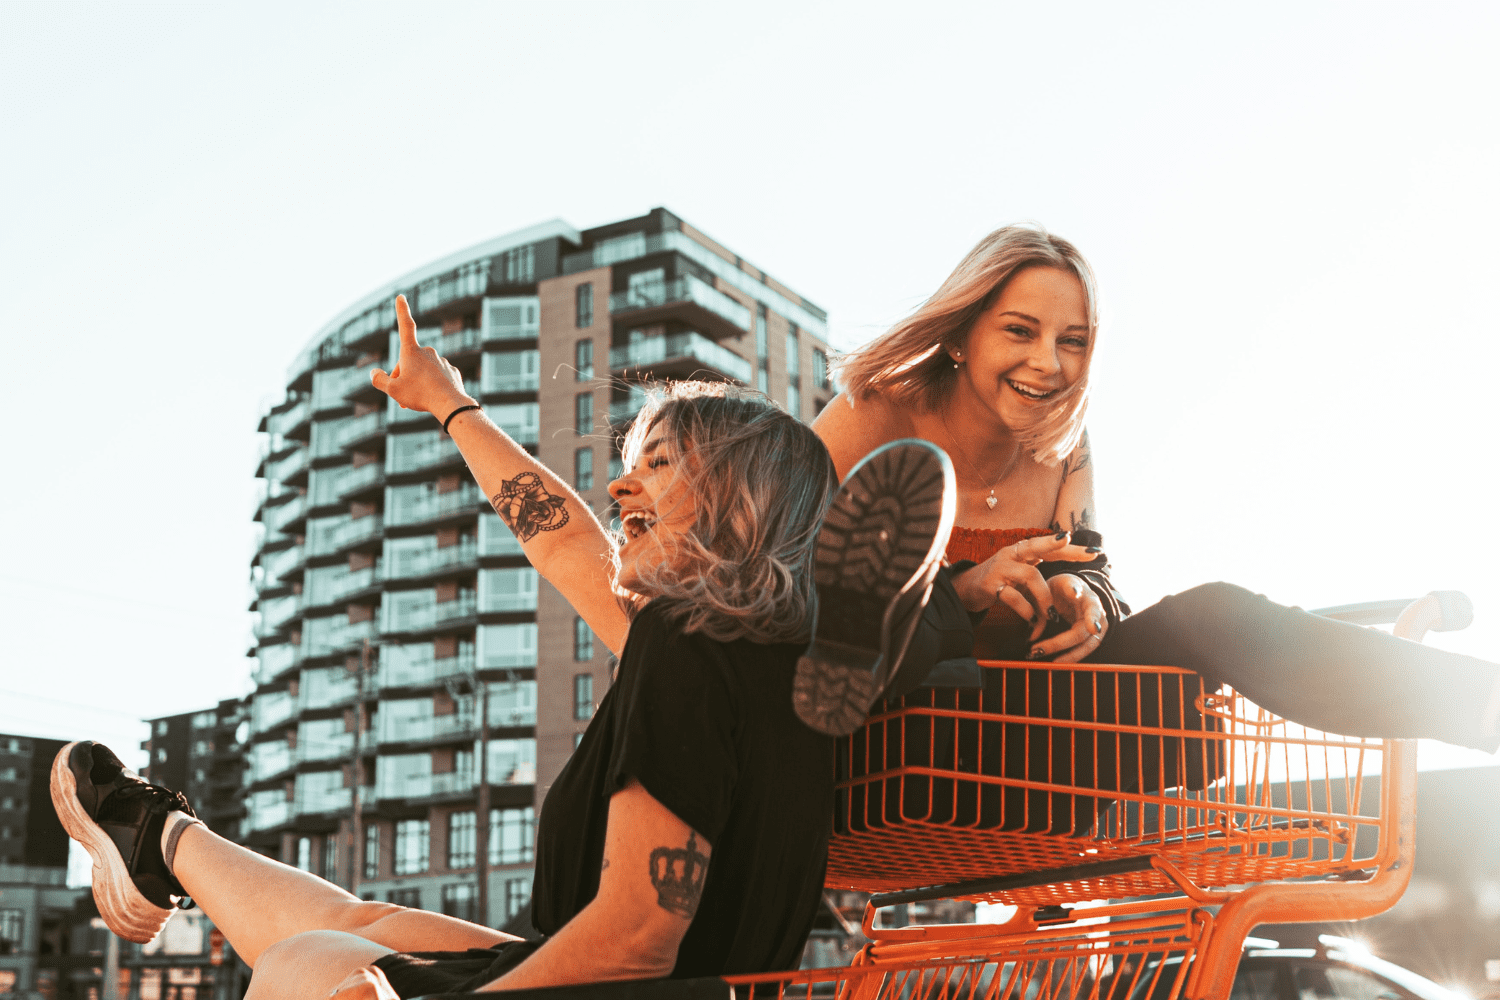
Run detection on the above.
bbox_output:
[835,225,1100,465]
[614,381,838,644]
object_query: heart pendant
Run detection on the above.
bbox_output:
[985,494,997,510]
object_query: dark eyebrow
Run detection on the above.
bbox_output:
[641,437,666,456]
[997,311,1089,334]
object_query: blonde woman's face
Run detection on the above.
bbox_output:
[951,266,1090,427]
[609,434,697,593]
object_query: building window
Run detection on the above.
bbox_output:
[448,810,476,869]
[0,910,22,954]
[296,836,312,872]
[394,819,430,875]
[574,673,594,721]
[787,383,801,419]
[321,833,339,883]
[441,883,478,923]
[575,284,594,329]
[503,245,534,284]
[786,326,800,378]
[573,617,594,662]
[574,447,593,491]
[574,732,584,749]
[755,305,769,394]
[364,824,380,879]
[489,807,536,865]
[813,348,829,390]
[504,878,530,919]
[608,455,623,482]
[388,887,421,908]
[575,338,594,380]
[575,393,594,435]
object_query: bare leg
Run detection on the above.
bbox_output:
[243,931,392,1000]
[167,817,517,967]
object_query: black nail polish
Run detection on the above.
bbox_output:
[1047,607,1064,624]
[1031,647,1046,660]
[1054,530,1068,540]
[1086,546,1101,553]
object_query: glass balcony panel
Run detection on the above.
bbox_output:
[312,366,367,411]
[335,410,386,450]
[375,752,433,799]
[303,615,377,657]
[327,565,378,603]
[294,769,350,815]
[482,297,540,342]
[383,538,477,581]
[307,467,346,508]
[608,273,752,332]
[311,416,354,460]
[306,515,350,557]
[477,512,524,556]
[254,643,298,685]
[479,738,537,786]
[430,770,475,796]
[416,259,490,314]
[328,513,382,552]
[478,568,538,613]
[386,431,460,474]
[481,350,541,394]
[267,447,309,486]
[384,482,483,527]
[382,590,433,633]
[434,326,483,357]
[378,699,477,745]
[609,385,651,424]
[267,397,310,438]
[487,680,537,727]
[335,462,385,499]
[476,623,537,668]
[257,594,299,636]
[484,404,539,446]
[251,691,296,734]
[248,739,292,780]
[609,330,752,383]
[265,497,307,536]
[246,789,290,832]
[435,592,478,624]
[379,643,475,687]
[299,665,359,710]
[387,395,432,426]
[297,717,354,762]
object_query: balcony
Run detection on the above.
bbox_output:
[608,274,751,339]
[251,691,297,735]
[323,565,380,604]
[329,514,383,553]
[298,667,360,710]
[303,616,379,658]
[266,447,310,488]
[295,723,354,763]
[487,404,539,447]
[478,568,538,613]
[336,462,386,502]
[608,386,651,425]
[265,496,307,536]
[477,513,524,556]
[245,792,291,832]
[382,591,477,634]
[387,432,462,476]
[610,330,752,384]
[377,709,477,746]
[381,648,475,688]
[337,411,386,451]
[386,483,484,528]
[311,366,367,414]
[434,326,483,358]
[247,741,293,782]
[257,594,300,637]
[481,350,540,394]
[294,783,351,816]
[254,643,301,685]
[260,545,306,592]
[384,540,479,582]
[267,397,311,440]
[481,297,540,343]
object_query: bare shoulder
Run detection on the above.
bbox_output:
[812,392,917,479]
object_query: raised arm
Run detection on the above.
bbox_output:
[478,780,710,989]
[371,295,630,655]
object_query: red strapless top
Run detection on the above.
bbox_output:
[945,525,1054,659]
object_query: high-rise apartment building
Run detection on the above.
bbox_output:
[246,208,835,923]
[141,700,248,839]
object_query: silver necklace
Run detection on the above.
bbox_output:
[941,412,1018,511]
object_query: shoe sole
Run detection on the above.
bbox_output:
[794,440,956,737]
[51,742,172,944]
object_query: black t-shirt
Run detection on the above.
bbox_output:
[532,600,835,977]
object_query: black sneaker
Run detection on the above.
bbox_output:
[50,741,196,943]
[793,439,956,737]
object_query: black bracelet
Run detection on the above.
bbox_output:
[442,404,482,433]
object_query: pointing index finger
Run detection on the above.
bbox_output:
[395,294,420,351]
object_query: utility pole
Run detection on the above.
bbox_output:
[474,671,491,927]
[347,638,375,898]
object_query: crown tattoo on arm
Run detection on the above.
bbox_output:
[648,832,709,919]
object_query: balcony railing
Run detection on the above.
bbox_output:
[265,496,307,536]
[434,326,483,356]
[254,644,301,685]
[251,693,297,735]
[380,649,475,688]
[328,514,383,552]
[610,330,752,383]
[385,484,484,527]
[295,785,351,815]
[304,617,378,658]
[245,795,290,832]
[377,710,477,745]
[248,743,293,782]
[383,592,477,634]
[384,541,478,581]
[312,365,368,412]
[477,514,524,556]
[608,274,752,332]
[266,447,309,486]
[298,670,359,710]
[608,386,651,425]
[336,411,386,450]
[267,397,311,438]
[481,350,540,394]
[387,432,461,475]
[336,462,385,500]
[296,730,354,763]
[327,565,379,603]
[257,595,300,636]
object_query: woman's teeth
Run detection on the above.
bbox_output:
[622,511,656,539]
[1006,379,1056,400]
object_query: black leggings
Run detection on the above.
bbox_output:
[899,576,1499,753]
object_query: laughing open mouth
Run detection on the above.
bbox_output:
[1006,379,1060,401]
[621,509,658,539]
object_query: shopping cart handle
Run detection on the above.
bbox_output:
[413,977,731,1000]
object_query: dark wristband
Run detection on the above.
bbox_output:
[442,403,482,433]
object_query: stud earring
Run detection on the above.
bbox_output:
[953,361,959,369]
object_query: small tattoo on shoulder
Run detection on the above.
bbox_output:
[490,471,569,542]
[648,832,709,919]
[601,857,610,872]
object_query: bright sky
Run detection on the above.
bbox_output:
[2,2,1497,773]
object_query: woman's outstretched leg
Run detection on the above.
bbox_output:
[52,741,514,968]
[1093,582,1500,751]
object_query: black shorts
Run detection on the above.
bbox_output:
[372,941,542,997]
